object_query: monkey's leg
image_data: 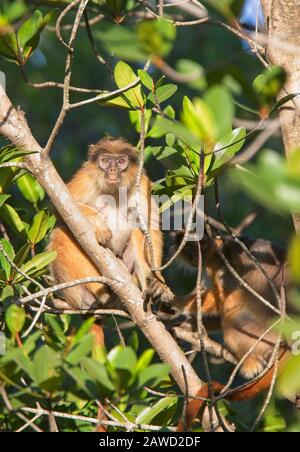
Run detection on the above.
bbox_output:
[170,289,219,317]
[122,229,173,303]
[50,227,110,309]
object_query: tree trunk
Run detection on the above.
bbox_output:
[261,0,300,232]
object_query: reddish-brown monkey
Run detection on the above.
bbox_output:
[49,137,173,322]
[171,232,297,430]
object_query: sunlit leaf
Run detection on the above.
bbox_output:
[5,304,26,334]
[0,238,15,280]
[114,61,143,108]
[28,211,49,245]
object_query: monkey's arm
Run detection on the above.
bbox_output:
[78,202,112,246]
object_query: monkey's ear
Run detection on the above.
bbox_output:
[88,144,98,161]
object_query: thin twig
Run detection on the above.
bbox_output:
[44,0,89,155]
[1,387,43,433]
[21,406,177,431]
[18,276,122,304]
[205,223,281,316]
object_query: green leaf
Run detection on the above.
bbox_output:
[182,96,216,146]
[64,366,100,399]
[154,116,201,149]
[66,334,94,365]
[175,59,207,90]
[269,93,300,115]
[0,285,14,302]
[95,25,147,62]
[148,84,177,105]
[253,66,286,99]
[114,61,143,108]
[5,1,27,22]
[5,304,26,334]
[0,168,17,194]
[136,397,177,424]
[138,363,170,387]
[0,238,15,280]
[277,354,300,398]
[81,357,114,391]
[18,10,43,51]
[13,251,57,283]
[0,30,18,61]
[152,146,193,177]
[98,90,136,109]
[18,9,57,63]
[73,317,95,344]
[137,18,176,57]
[0,145,35,163]
[44,314,66,345]
[234,100,259,115]
[211,127,246,172]
[0,204,27,237]
[235,150,300,214]
[33,345,61,387]
[28,211,49,245]
[147,105,175,138]
[0,194,10,208]
[107,345,137,374]
[259,415,286,433]
[128,330,139,352]
[17,173,45,203]
[204,85,234,140]
[128,109,152,133]
[135,348,154,374]
[137,69,153,90]
[9,348,35,376]
[13,243,31,270]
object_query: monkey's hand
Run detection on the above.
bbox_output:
[143,274,174,304]
[95,227,113,247]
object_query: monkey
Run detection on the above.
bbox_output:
[48,137,174,335]
[168,230,298,430]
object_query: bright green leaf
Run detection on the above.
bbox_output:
[114,61,143,108]
[5,304,26,334]
[28,211,49,245]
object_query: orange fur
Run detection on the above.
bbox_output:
[171,233,294,430]
[49,138,173,327]
[177,350,289,432]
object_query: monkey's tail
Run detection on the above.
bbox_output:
[177,351,288,432]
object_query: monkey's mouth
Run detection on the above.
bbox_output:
[106,177,120,185]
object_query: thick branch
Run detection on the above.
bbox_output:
[261,0,300,232]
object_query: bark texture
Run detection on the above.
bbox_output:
[261,0,300,231]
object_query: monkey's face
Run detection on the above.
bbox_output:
[98,153,129,188]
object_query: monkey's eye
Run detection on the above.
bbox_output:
[118,158,125,165]
[99,156,110,170]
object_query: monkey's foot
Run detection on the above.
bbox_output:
[143,275,174,304]
[240,356,264,380]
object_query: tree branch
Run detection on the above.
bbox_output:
[261,0,300,232]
